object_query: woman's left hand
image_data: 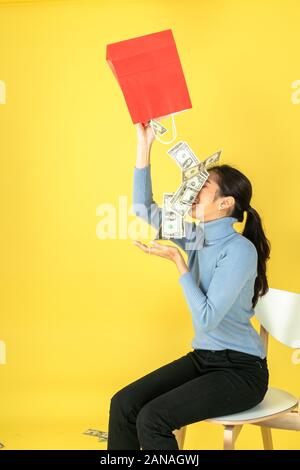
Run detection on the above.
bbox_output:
[133,240,180,262]
[132,240,189,275]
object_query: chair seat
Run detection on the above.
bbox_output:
[207,387,298,424]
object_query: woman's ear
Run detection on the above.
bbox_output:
[220,196,235,211]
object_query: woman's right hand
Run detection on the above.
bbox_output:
[136,122,156,149]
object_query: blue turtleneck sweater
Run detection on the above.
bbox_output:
[133,164,266,359]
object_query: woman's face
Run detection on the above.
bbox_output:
[189,171,233,221]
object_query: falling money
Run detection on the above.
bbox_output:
[83,429,108,442]
[167,141,199,170]
[185,171,209,191]
[155,145,222,237]
[168,183,198,217]
[182,162,206,182]
[148,119,168,135]
[182,151,221,181]
[162,193,186,238]
[202,150,221,169]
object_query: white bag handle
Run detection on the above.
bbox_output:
[149,114,177,145]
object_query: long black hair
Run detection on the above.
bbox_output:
[209,164,271,308]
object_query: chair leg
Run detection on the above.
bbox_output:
[173,426,187,450]
[260,426,273,450]
[223,425,243,450]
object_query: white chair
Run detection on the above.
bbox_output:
[173,287,300,450]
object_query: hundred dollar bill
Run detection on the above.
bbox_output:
[167,141,200,171]
[148,119,167,135]
[169,182,199,217]
[162,193,185,239]
[83,429,108,442]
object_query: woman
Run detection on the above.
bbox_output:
[107,122,271,450]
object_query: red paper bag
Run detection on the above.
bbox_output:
[106,29,192,126]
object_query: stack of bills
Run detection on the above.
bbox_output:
[146,120,222,240]
[161,142,221,238]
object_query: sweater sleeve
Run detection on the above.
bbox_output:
[178,242,258,332]
[132,165,196,251]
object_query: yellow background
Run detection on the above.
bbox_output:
[0,0,299,450]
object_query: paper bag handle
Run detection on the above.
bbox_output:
[150,114,177,145]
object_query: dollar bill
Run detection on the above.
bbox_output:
[162,193,185,239]
[83,429,108,442]
[148,119,167,135]
[182,151,221,181]
[182,162,205,182]
[202,150,222,169]
[152,147,221,237]
[167,141,200,171]
[169,182,199,217]
[185,170,209,191]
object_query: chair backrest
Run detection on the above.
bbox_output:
[255,287,300,348]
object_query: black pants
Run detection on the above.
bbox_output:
[107,348,269,450]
